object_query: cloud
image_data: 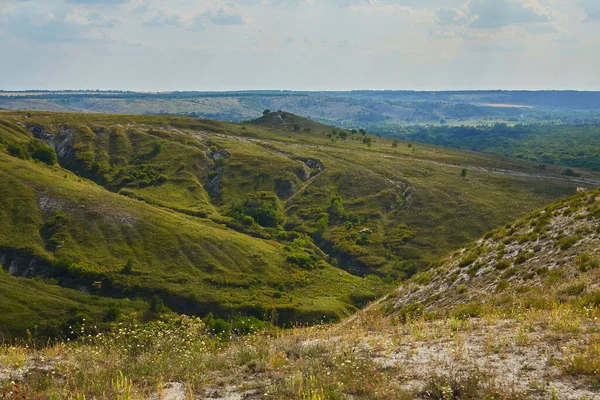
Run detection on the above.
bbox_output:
[142,12,183,28]
[468,0,551,29]
[210,8,245,25]
[553,31,580,45]
[435,6,468,25]
[2,3,122,43]
[579,0,600,22]
[65,10,125,27]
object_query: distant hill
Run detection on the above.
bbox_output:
[2,90,600,129]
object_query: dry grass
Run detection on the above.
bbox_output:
[1,301,599,399]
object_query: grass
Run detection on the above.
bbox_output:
[2,186,600,398]
[1,299,598,399]
[1,110,599,338]
[0,151,383,338]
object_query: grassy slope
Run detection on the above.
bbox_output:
[381,187,600,317]
[0,271,148,340]
[1,110,599,337]
[0,151,381,337]
[7,110,598,277]
[3,190,600,399]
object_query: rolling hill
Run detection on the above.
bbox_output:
[0,110,598,339]
[1,171,599,399]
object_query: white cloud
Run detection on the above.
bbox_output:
[468,0,552,29]
[435,6,468,25]
[579,0,600,22]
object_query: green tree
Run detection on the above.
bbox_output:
[392,138,399,148]
[263,109,271,116]
[121,258,133,274]
[150,295,165,314]
[329,195,345,219]
[461,168,467,177]
[316,213,329,232]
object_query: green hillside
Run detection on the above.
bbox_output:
[3,186,600,399]
[382,187,600,318]
[1,110,599,338]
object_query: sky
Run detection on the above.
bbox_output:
[1,0,599,91]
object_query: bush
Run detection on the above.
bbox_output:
[563,168,581,177]
[555,235,581,250]
[230,193,282,227]
[515,251,534,264]
[121,258,133,274]
[395,303,424,323]
[494,260,511,270]
[150,295,165,314]
[329,195,345,219]
[286,251,318,270]
[204,313,231,340]
[31,142,58,165]
[104,301,121,322]
[7,143,27,159]
[232,316,266,335]
[458,253,478,268]
[451,302,484,320]
[496,280,509,292]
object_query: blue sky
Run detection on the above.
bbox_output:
[1,0,599,91]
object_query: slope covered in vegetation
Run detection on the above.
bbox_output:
[0,110,599,338]
[2,188,600,399]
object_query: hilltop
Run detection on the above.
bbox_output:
[0,110,598,339]
[1,182,599,399]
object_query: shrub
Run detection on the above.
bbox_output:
[103,301,121,322]
[560,283,586,296]
[494,260,511,270]
[515,251,534,264]
[286,251,318,270]
[496,280,509,292]
[395,303,424,323]
[414,272,431,286]
[458,253,478,268]
[329,195,345,219]
[315,213,329,232]
[31,142,58,165]
[461,168,467,177]
[149,141,162,157]
[232,316,266,335]
[230,193,282,227]
[451,302,484,320]
[467,262,483,277]
[555,235,581,250]
[7,143,27,159]
[149,295,165,314]
[205,315,231,340]
[121,258,133,274]
[563,168,581,177]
